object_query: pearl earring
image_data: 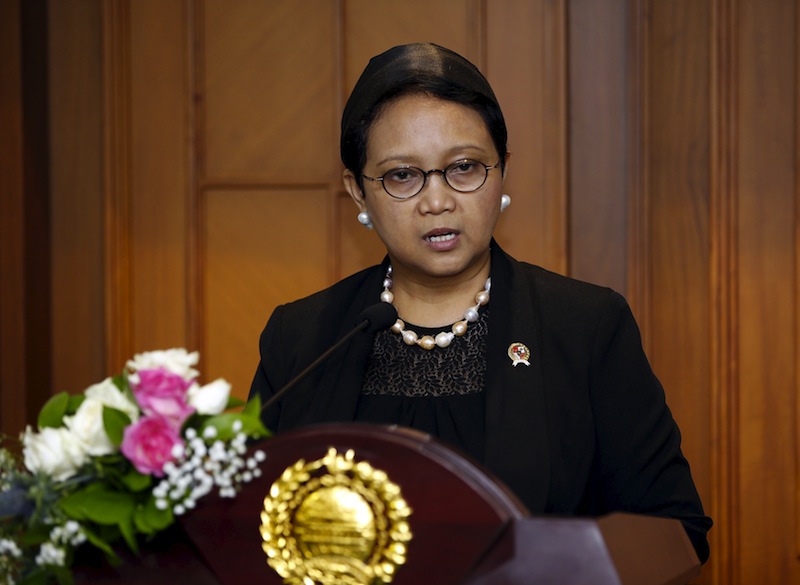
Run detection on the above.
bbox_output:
[500,194,511,212]
[357,211,373,229]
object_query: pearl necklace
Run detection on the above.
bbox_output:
[379,265,491,350]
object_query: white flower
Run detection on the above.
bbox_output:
[86,378,140,420]
[64,378,140,456]
[35,543,65,567]
[126,348,199,381]
[49,521,86,547]
[22,426,88,481]
[186,378,231,415]
[0,538,22,557]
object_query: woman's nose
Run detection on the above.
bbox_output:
[417,173,456,214]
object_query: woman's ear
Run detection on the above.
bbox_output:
[343,169,366,211]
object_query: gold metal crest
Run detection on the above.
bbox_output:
[260,448,413,585]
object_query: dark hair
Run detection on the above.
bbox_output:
[341,43,508,191]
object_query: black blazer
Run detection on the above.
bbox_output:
[250,243,712,561]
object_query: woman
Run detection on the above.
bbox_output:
[250,43,711,562]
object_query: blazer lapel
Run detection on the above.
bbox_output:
[304,263,387,424]
[483,244,551,514]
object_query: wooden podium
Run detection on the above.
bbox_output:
[74,424,700,585]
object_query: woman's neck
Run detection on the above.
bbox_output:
[387,259,491,328]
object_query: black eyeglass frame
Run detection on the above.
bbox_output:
[362,159,502,200]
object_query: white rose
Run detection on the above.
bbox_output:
[64,378,140,456]
[126,348,199,382]
[23,426,88,481]
[85,378,140,421]
[64,400,112,456]
[187,378,231,415]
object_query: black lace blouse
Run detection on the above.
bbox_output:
[355,309,489,463]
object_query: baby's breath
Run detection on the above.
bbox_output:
[152,430,266,515]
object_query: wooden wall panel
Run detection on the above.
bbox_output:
[198,1,340,392]
[708,0,739,582]
[568,0,628,293]
[644,0,713,506]
[17,1,53,419]
[201,0,339,182]
[632,5,715,582]
[204,189,330,399]
[126,0,191,359]
[344,0,482,90]
[486,0,568,272]
[102,0,134,370]
[0,0,27,434]
[48,0,107,394]
[736,0,797,581]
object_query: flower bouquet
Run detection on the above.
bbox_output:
[0,349,269,585]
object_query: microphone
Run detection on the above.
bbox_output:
[358,302,399,334]
[260,302,397,413]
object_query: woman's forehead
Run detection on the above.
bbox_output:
[365,95,495,163]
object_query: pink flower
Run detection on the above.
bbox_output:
[132,367,195,427]
[121,415,182,477]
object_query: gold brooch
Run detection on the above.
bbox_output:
[508,342,531,367]
[260,447,413,584]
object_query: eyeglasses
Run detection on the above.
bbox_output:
[362,159,501,200]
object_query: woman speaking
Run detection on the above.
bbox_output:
[249,42,711,562]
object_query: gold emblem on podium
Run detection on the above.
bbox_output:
[260,447,413,584]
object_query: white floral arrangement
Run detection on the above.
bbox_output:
[0,349,269,585]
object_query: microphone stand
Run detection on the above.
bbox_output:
[258,301,397,415]
[260,319,373,414]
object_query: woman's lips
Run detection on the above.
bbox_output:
[423,229,460,250]
[426,233,456,243]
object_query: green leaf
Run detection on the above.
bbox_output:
[181,412,204,431]
[48,565,74,585]
[111,373,127,392]
[250,418,271,439]
[37,392,69,429]
[114,372,138,405]
[81,524,118,559]
[200,412,269,441]
[118,512,138,554]
[59,483,136,525]
[134,496,173,534]
[198,414,237,441]
[226,396,246,409]
[86,492,136,526]
[60,484,140,555]
[102,406,131,446]
[119,468,151,492]
[66,393,85,415]
[93,452,126,466]
[18,522,52,546]
[59,491,89,521]
[242,395,261,418]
